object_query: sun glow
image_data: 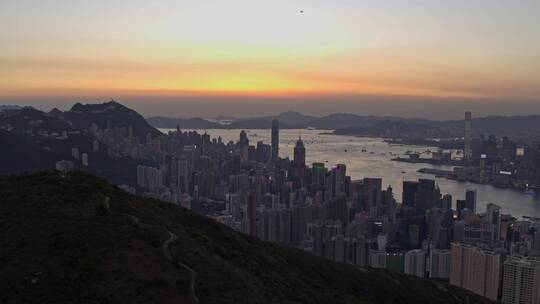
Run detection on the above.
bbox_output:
[0,0,539,100]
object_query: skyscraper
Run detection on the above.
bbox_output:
[441,194,452,210]
[363,178,382,210]
[330,164,347,197]
[327,196,348,231]
[248,191,257,236]
[501,256,540,304]
[416,179,439,212]
[293,137,305,167]
[178,157,189,193]
[238,130,250,162]
[271,118,279,162]
[449,243,501,301]
[486,203,502,243]
[465,189,477,214]
[311,163,327,187]
[429,249,451,279]
[292,137,306,188]
[402,181,419,207]
[404,249,426,278]
[464,111,472,160]
[369,250,387,269]
[239,130,249,147]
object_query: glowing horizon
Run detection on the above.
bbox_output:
[1,0,539,101]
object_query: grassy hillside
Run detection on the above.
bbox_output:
[0,171,493,304]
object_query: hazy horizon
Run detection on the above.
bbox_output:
[2,95,540,120]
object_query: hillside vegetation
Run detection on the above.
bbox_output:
[0,171,493,304]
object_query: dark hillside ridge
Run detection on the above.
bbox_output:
[0,171,494,304]
[0,103,152,184]
[0,129,57,173]
[65,101,161,141]
[0,107,74,133]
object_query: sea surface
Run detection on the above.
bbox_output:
[161,128,540,218]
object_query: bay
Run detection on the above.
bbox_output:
[161,128,540,218]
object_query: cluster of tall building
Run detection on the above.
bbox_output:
[137,165,164,192]
[458,111,540,189]
[113,117,540,303]
[450,243,540,303]
[89,122,157,159]
[55,148,89,172]
[8,104,540,302]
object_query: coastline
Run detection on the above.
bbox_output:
[417,167,537,192]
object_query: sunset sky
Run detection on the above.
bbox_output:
[1,0,539,117]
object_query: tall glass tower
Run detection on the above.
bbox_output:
[271,118,279,162]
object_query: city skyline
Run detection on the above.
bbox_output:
[2,1,540,302]
[2,98,540,303]
[1,1,540,118]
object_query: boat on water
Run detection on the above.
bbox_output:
[306,127,316,130]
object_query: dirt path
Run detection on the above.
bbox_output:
[163,231,200,304]
[123,210,200,303]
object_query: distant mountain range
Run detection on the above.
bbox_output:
[149,116,225,129]
[147,111,406,130]
[0,171,494,304]
[147,111,540,140]
[0,105,22,112]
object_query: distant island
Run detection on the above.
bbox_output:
[147,112,540,143]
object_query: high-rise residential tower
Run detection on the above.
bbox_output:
[404,249,426,278]
[449,243,501,301]
[501,256,540,304]
[247,190,257,236]
[429,249,451,279]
